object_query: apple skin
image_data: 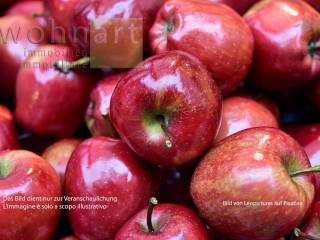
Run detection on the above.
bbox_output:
[42,138,81,186]
[191,127,315,240]
[0,150,61,240]
[15,45,95,138]
[0,105,19,152]
[195,0,259,14]
[44,0,78,44]
[244,0,320,92]
[65,137,159,240]
[305,0,320,11]
[149,0,254,95]
[288,124,320,201]
[64,0,163,53]
[294,202,320,239]
[59,236,78,240]
[85,73,125,138]
[215,96,279,142]
[5,1,47,31]
[110,51,222,166]
[0,15,47,99]
[115,203,209,240]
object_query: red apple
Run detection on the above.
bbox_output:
[42,138,81,186]
[110,51,222,166]
[191,127,315,240]
[43,0,78,44]
[115,198,209,240]
[0,150,61,239]
[55,0,163,53]
[15,45,95,138]
[0,105,19,152]
[294,202,320,239]
[310,79,320,112]
[150,0,254,94]
[215,96,279,142]
[0,15,47,99]
[85,73,124,138]
[244,0,320,92]
[288,124,320,201]
[5,1,47,31]
[65,137,158,240]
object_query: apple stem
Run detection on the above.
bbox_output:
[294,228,320,240]
[289,165,320,177]
[54,57,91,73]
[147,197,158,232]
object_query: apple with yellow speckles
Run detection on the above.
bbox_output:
[191,127,317,240]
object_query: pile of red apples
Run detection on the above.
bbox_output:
[0,0,320,239]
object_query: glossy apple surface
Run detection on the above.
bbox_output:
[65,137,158,240]
[288,124,320,201]
[110,51,222,166]
[191,127,315,240]
[15,45,94,138]
[150,0,254,94]
[115,203,209,240]
[0,105,19,152]
[0,15,46,99]
[42,138,81,186]
[244,0,320,91]
[0,150,61,240]
[86,73,124,138]
[63,0,163,52]
[294,202,320,239]
[216,96,279,142]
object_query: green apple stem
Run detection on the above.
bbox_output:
[54,57,91,73]
[289,165,320,177]
[147,197,158,232]
[0,159,12,178]
[294,228,320,240]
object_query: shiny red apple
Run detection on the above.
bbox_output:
[115,198,209,240]
[0,15,47,99]
[294,202,320,239]
[65,137,158,240]
[215,96,279,142]
[56,0,163,52]
[0,105,19,152]
[244,0,320,91]
[191,127,315,240]
[0,150,61,239]
[15,45,95,138]
[150,0,254,94]
[86,73,125,138]
[110,51,222,166]
[288,124,320,201]
[42,138,81,186]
